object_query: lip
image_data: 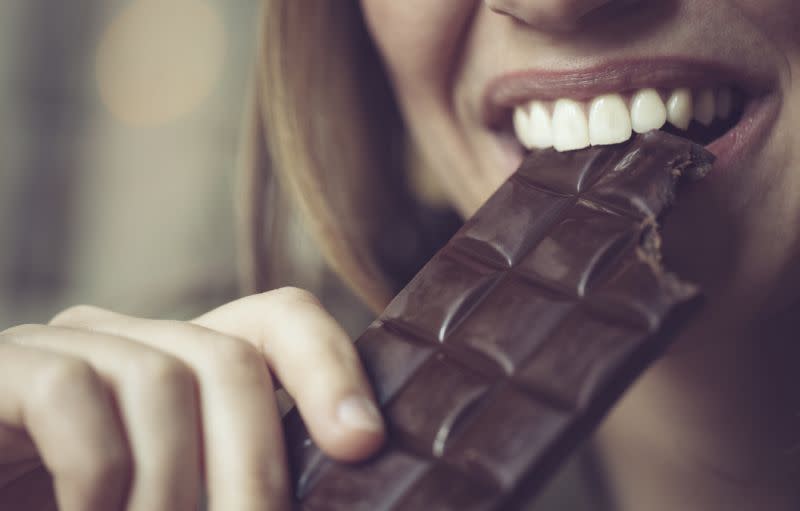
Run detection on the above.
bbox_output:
[704,92,781,176]
[483,58,777,130]
[483,58,781,177]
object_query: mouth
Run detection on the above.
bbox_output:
[485,59,779,172]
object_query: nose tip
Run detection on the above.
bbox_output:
[485,0,632,30]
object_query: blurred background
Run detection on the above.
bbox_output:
[0,0,261,328]
[0,3,598,507]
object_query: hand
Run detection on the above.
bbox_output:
[0,288,385,511]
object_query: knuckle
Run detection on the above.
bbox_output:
[1,323,43,339]
[205,336,265,383]
[49,304,103,325]
[135,353,194,392]
[35,358,99,401]
[212,335,260,367]
[27,359,105,423]
[268,286,321,308]
[157,319,201,338]
[297,332,351,365]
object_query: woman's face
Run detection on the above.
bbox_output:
[360,0,800,317]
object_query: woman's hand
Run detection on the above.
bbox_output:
[0,288,385,511]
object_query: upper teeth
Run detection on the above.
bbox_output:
[512,87,734,152]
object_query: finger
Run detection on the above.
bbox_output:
[51,307,289,511]
[192,288,386,461]
[6,324,201,511]
[0,341,130,511]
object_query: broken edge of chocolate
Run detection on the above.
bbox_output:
[284,131,714,511]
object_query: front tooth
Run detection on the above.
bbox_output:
[513,105,535,149]
[694,88,715,126]
[552,98,590,151]
[527,101,554,149]
[716,88,733,119]
[666,88,693,130]
[513,102,554,149]
[588,94,632,146]
[630,88,667,134]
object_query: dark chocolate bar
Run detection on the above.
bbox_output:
[283,131,713,510]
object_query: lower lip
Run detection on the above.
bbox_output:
[704,93,781,176]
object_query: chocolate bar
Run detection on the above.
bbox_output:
[283,131,713,510]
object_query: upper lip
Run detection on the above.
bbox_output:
[483,57,777,129]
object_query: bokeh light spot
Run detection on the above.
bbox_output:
[96,0,226,126]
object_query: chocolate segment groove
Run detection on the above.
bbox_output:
[284,131,713,511]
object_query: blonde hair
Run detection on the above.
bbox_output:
[240,1,415,312]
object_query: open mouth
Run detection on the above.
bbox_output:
[501,86,746,153]
[482,59,782,170]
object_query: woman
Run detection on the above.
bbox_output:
[1,1,798,510]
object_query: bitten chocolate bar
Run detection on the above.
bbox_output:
[283,131,714,511]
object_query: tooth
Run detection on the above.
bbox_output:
[552,99,590,151]
[527,101,554,149]
[716,88,733,119]
[694,88,715,126]
[666,88,693,130]
[513,105,535,149]
[630,88,667,134]
[588,94,632,146]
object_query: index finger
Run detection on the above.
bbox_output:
[192,288,386,461]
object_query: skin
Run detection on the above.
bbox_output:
[359,0,800,510]
[2,2,797,510]
[0,289,385,511]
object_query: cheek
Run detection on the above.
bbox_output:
[360,0,478,96]
[733,0,800,46]
[360,0,487,213]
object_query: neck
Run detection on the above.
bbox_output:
[594,299,800,511]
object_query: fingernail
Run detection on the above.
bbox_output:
[337,395,384,432]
